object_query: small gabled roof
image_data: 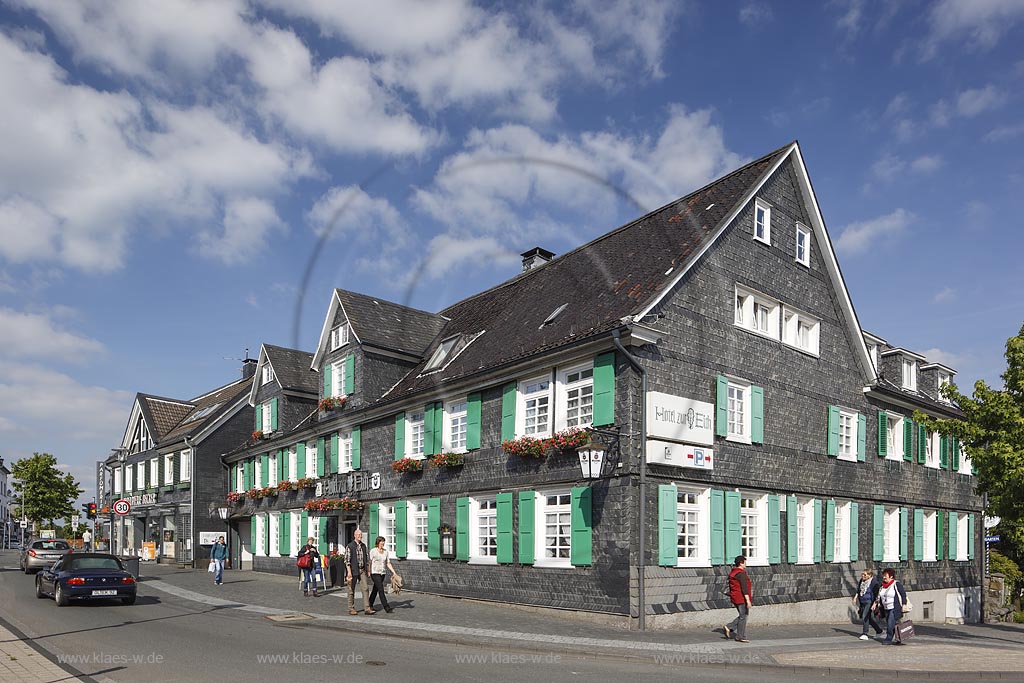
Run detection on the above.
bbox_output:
[311,289,448,369]
[249,343,317,404]
[881,347,927,361]
[160,377,251,444]
[862,330,888,345]
[124,394,193,446]
[920,362,957,374]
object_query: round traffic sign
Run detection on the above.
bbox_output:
[113,499,131,515]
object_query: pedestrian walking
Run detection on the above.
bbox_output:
[210,535,228,585]
[872,568,909,644]
[723,555,752,642]
[297,536,321,597]
[82,529,92,553]
[345,529,372,615]
[367,536,395,614]
[854,568,883,639]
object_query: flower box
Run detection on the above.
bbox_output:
[277,480,296,492]
[303,498,363,513]
[430,451,466,469]
[502,436,546,459]
[260,486,278,497]
[251,430,265,442]
[226,492,245,504]
[546,427,590,454]
[246,487,264,500]
[296,477,316,489]
[392,457,424,474]
[319,396,347,412]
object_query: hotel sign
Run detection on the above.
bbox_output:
[126,493,157,507]
[316,471,381,497]
[646,391,715,446]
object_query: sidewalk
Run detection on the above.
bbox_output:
[142,565,1024,677]
[0,616,87,683]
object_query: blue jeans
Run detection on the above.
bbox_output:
[727,603,749,640]
[883,607,898,642]
[213,558,224,583]
[859,601,881,634]
[301,568,315,590]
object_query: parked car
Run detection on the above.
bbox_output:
[20,538,71,573]
[35,553,137,606]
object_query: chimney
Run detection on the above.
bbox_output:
[241,349,257,380]
[521,247,555,272]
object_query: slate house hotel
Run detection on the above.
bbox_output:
[103,142,981,628]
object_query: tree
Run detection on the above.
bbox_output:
[11,453,83,532]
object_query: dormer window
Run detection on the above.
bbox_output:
[902,359,917,391]
[262,363,274,385]
[795,223,810,266]
[868,344,878,373]
[330,324,350,351]
[938,373,952,402]
[423,334,474,373]
[754,199,771,245]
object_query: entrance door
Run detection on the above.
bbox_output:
[341,520,356,551]
[237,518,253,570]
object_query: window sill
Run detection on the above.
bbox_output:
[468,557,498,565]
[781,340,820,358]
[795,258,810,268]
[676,559,711,568]
[746,558,769,567]
[733,322,780,343]
[405,553,429,561]
[725,434,752,445]
[836,454,858,463]
[532,559,572,569]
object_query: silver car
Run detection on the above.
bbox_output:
[20,538,72,573]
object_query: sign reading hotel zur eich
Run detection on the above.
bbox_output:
[315,471,381,498]
[645,391,715,446]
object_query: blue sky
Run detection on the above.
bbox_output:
[1,0,1022,502]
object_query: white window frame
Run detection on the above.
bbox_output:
[868,344,879,374]
[883,506,900,563]
[179,449,191,482]
[923,510,937,562]
[517,373,553,439]
[137,462,146,489]
[796,497,815,565]
[163,453,174,485]
[149,458,158,489]
[674,487,711,568]
[330,323,349,351]
[262,363,274,385]
[725,378,751,445]
[380,504,395,556]
[837,409,857,462]
[406,411,426,459]
[740,492,769,567]
[254,515,265,557]
[287,446,297,482]
[961,450,973,476]
[125,466,133,493]
[291,511,301,557]
[926,430,940,469]
[534,490,573,569]
[833,501,851,564]
[557,362,595,431]
[782,306,820,356]
[268,451,278,486]
[734,285,780,340]
[254,457,263,488]
[235,464,244,493]
[754,198,771,245]
[938,373,951,402]
[113,468,122,495]
[261,402,272,433]
[338,431,354,473]
[956,513,969,561]
[268,512,280,558]
[443,399,469,453]
[407,500,429,560]
[902,359,918,391]
[885,414,904,461]
[469,495,499,565]
[305,440,318,478]
[331,359,346,397]
[795,223,810,266]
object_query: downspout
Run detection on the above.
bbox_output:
[184,435,197,568]
[611,328,647,632]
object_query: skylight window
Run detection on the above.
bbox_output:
[183,403,221,424]
[424,335,464,372]
[539,303,568,329]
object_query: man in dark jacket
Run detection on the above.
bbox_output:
[723,555,752,642]
[345,529,373,615]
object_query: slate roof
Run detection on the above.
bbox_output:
[136,394,194,440]
[381,142,792,401]
[264,344,317,394]
[871,378,964,418]
[336,289,448,358]
[159,377,252,444]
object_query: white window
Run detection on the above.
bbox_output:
[262,363,274,385]
[782,307,820,355]
[675,488,711,567]
[261,402,272,432]
[938,373,951,402]
[407,411,425,458]
[330,323,349,351]
[957,513,969,561]
[380,504,395,555]
[796,498,815,564]
[833,501,851,563]
[926,431,940,469]
[884,507,900,563]
[536,490,572,568]
[740,493,768,566]
[795,223,810,266]
[254,515,265,556]
[902,359,917,391]
[961,449,973,476]
[424,335,463,372]
[734,285,780,340]
[726,379,751,444]
[408,501,428,559]
[113,468,122,494]
[518,375,552,438]
[254,457,263,487]
[338,431,353,473]
[923,510,937,562]
[179,449,190,482]
[125,466,133,492]
[331,359,346,397]
[137,462,146,489]
[268,451,278,486]
[886,414,904,461]
[754,199,771,244]
[470,496,498,563]
[268,513,280,557]
[305,440,317,478]
[235,465,244,493]
[444,399,468,452]
[291,512,301,557]
[838,409,857,462]
[559,364,594,429]
[149,458,158,488]
[163,453,174,485]
[287,446,297,482]
[868,344,879,374]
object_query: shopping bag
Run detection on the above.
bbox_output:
[207,560,216,573]
[895,619,915,643]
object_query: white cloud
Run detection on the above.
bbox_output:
[984,122,1024,141]
[739,1,773,26]
[909,155,943,173]
[0,307,105,360]
[869,153,943,183]
[833,0,866,40]
[422,234,520,280]
[933,287,957,304]
[884,93,912,118]
[923,0,1024,58]
[965,200,993,231]
[198,198,287,265]
[919,347,965,369]
[955,85,1008,118]
[836,209,914,255]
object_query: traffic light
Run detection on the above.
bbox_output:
[81,503,90,520]
[88,502,97,519]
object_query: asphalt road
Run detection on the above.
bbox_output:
[0,551,875,682]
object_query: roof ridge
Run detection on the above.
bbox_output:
[138,393,193,406]
[188,376,250,403]
[335,288,443,319]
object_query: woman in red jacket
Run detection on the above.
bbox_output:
[723,555,752,643]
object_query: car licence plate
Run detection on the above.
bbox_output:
[91,589,117,596]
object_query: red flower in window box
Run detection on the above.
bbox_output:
[502,436,546,459]
[319,396,347,412]
[251,430,265,442]
[392,457,424,474]
[545,427,590,454]
[226,492,245,504]
[296,476,316,489]
[276,480,295,492]
[429,451,465,468]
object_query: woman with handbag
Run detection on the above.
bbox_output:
[297,536,321,597]
[853,568,883,639]
[872,568,908,644]
[367,536,395,613]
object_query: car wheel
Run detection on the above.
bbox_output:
[55,583,69,607]
[121,595,136,606]
[35,577,45,599]
[23,562,31,575]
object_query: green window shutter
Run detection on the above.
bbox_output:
[250,515,257,552]
[710,489,725,565]
[369,503,379,541]
[850,501,859,562]
[715,375,728,437]
[260,453,269,487]
[456,498,469,561]
[300,511,308,545]
[968,513,975,560]
[317,515,328,555]
[423,403,435,456]
[173,451,180,483]
[952,436,960,471]
[501,382,517,442]
[939,435,948,469]
[296,442,306,479]
[255,404,262,431]
[592,351,616,426]
[824,499,835,562]
[827,405,840,457]
[279,512,290,556]
[787,495,798,563]
[724,491,741,562]
[156,457,162,489]
[395,501,408,558]
[264,514,270,556]
[937,509,945,561]
[768,494,781,564]
[913,508,924,561]
[316,437,325,477]
[948,511,957,560]
[323,363,332,398]
[751,385,764,444]
[877,411,888,457]
[427,498,440,559]
[899,507,909,561]
[496,492,513,564]
[270,398,279,431]
[330,433,339,474]
[518,491,535,565]
[344,354,355,396]
[277,449,285,483]
[813,499,822,563]
[394,412,406,460]
[918,424,927,464]
[872,505,884,561]
[230,464,237,492]
[433,402,443,453]
[658,485,678,567]
[351,426,361,469]
[570,487,593,566]
[241,460,248,490]
[903,419,913,462]
[857,413,867,462]
[466,392,482,450]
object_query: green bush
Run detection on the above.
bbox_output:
[1013,611,1024,624]
[990,550,1023,605]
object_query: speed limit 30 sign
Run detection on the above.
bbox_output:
[113,499,132,515]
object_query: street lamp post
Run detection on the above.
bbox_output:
[111,448,128,556]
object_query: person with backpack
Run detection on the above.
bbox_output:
[872,567,909,644]
[210,535,228,586]
[853,568,883,640]
[297,536,321,597]
[723,555,752,643]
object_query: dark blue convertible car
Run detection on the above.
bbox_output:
[35,553,137,606]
